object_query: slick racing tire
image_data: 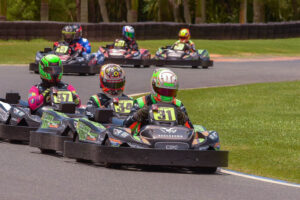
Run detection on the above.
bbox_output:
[103,139,121,169]
[40,148,56,154]
[74,135,92,163]
[190,167,217,174]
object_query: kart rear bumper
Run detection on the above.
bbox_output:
[30,131,72,153]
[64,141,228,167]
[29,63,100,74]
[0,124,36,142]
[145,59,214,67]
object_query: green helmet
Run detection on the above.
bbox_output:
[151,68,179,103]
[39,54,63,83]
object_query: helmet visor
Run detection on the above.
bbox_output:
[179,36,188,41]
[154,86,177,97]
[102,79,125,90]
[44,66,62,76]
[125,32,134,39]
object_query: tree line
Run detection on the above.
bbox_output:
[0,0,299,23]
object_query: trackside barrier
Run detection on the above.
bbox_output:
[0,21,300,41]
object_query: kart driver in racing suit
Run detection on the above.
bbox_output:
[171,28,196,52]
[72,24,104,64]
[123,68,194,134]
[28,54,81,115]
[72,24,91,56]
[53,25,85,57]
[111,26,139,54]
[85,64,132,123]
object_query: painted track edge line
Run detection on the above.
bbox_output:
[220,169,300,188]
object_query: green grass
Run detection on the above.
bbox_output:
[176,81,300,183]
[1,38,300,64]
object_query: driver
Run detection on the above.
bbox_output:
[28,54,81,114]
[72,24,91,56]
[123,68,193,134]
[53,25,85,56]
[111,26,139,52]
[172,28,196,52]
[86,64,132,113]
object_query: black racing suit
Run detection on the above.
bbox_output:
[123,94,194,134]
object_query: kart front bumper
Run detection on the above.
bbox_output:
[64,141,228,167]
[0,124,36,142]
[30,131,72,153]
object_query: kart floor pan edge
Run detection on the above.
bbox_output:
[30,131,72,152]
[29,63,100,74]
[0,124,35,142]
[64,141,228,167]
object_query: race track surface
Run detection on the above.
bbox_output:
[0,61,300,200]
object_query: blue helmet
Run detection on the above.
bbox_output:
[122,26,135,41]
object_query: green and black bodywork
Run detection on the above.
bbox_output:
[151,43,213,68]
[64,103,228,172]
[0,93,41,143]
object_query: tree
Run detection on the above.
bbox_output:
[239,0,247,23]
[195,0,206,23]
[169,0,180,22]
[183,0,191,23]
[98,0,109,22]
[40,0,49,21]
[0,0,6,21]
[126,0,138,22]
[253,0,264,22]
[81,0,88,22]
[158,0,173,21]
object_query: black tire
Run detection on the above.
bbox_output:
[34,71,39,74]
[192,66,198,68]
[74,135,91,163]
[40,148,56,154]
[134,65,140,68]
[191,167,217,174]
[143,65,150,68]
[8,140,23,144]
[202,66,209,69]
[88,73,96,76]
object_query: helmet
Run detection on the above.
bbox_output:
[178,28,190,43]
[122,26,135,41]
[100,64,126,98]
[72,24,82,40]
[39,54,63,83]
[62,25,75,43]
[151,68,179,103]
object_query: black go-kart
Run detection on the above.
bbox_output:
[29,87,86,154]
[0,93,40,143]
[64,103,228,173]
[148,43,213,69]
[29,42,101,75]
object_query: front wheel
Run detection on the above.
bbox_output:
[103,138,121,169]
[192,66,198,68]
[134,65,140,68]
[40,148,56,154]
[191,167,217,174]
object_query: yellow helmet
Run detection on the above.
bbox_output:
[178,28,190,43]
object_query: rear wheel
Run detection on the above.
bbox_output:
[192,66,198,68]
[134,65,140,68]
[191,167,217,174]
[74,135,92,163]
[143,65,150,68]
[202,66,209,69]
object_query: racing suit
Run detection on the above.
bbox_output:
[172,40,196,52]
[123,94,194,134]
[74,37,91,55]
[53,41,85,56]
[28,81,81,113]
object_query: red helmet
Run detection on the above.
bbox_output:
[100,64,126,98]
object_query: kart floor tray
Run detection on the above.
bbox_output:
[30,131,72,153]
[64,141,228,167]
[144,59,213,68]
[29,63,100,75]
[0,124,36,142]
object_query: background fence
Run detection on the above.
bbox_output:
[0,21,299,41]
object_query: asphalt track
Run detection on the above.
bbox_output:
[0,61,300,200]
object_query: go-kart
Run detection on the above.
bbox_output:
[64,103,228,172]
[100,39,151,68]
[149,42,213,68]
[29,42,102,75]
[29,87,85,154]
[0,93,41,143]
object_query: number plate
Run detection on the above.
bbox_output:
[114,40,125,47]
[153,107,176,121]
[114,100,133,114]
[173,43,185,51]
[55,45,69,54]
[53,91,73,104]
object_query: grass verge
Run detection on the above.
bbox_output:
[0,38,300,64]
[177,81,300,183]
